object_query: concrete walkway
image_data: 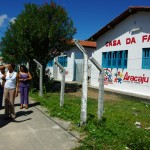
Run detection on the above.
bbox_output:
[0,95,80,150]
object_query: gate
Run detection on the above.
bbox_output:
[74,60,83,82]
[53,64,58,79]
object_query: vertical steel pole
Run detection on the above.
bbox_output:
[26,61,29,69]
[60,71,65,107]
[54,59,65,107]
[81,53,88,124]
[40,65,43,97]
[33,59,43,97]
[74,39,88,125]
[98,69,104,119]
[90,57,104,120]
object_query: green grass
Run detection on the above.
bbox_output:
[30,92,150,150]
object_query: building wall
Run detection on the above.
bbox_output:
[47,46,94,82]
[47,48,75,81]
[91,11,150,97]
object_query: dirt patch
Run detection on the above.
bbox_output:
[67,88,122,102]
[50,81,122,102]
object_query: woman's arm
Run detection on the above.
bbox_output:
[28,72,32,80]
[15,73,19,97]
[24,72,32,81]
[1,74,6,87]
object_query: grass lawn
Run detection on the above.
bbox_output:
[30,91,150,150]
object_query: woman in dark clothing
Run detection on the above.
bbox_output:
[19,65,32,109]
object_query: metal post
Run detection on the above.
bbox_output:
[40,65,43,96]
[90,57,104,120]
[33,59,43,97]
[74,39,88,125]
[54,59,65,107]
[26,61,29,69]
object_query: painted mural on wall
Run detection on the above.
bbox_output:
[103,69,149,85]
[103,69,113,85]
[114,71,124,84]
[65,70,69,75]
[59,69,69,75]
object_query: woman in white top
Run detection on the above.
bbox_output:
[4,63,19,119]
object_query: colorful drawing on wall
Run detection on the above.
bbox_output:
[65,70,69,75]
[104,69,113,85]
[114,71,124,84]
[101,69,149,85]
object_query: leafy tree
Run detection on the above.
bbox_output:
[0,2,76,89]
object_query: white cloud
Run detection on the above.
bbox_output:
[9,17,16,24]
[0,14,8,27]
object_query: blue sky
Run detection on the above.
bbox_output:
[0,0,150,41]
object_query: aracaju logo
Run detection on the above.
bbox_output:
[123,72,149,84]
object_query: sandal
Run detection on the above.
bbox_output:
[25,105,28,109]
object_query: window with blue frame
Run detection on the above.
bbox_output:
[108,52,112,67]
[47,58,54,67]
[102,50,128,68]
[142,48,150,69]
[58,56,67,67]
[102,52,107,68]
[123,50,128,68]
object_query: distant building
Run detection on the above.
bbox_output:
[47,6,150,99]
[46,40,96,83]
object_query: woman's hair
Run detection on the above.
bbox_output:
[20,65,28,73]
[10,63,16,70]
[0,65,5,74]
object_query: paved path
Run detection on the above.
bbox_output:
[0,95,80,150]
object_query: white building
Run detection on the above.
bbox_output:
[46,40,96,82]
[89,6,150,98]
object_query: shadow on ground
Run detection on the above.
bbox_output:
[0,112,32,128]
[16,110,33,118]
[48,81,82,93]
[15,102,40,108]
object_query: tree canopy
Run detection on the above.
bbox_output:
[0,1,76,89]
[0,2,76,65]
